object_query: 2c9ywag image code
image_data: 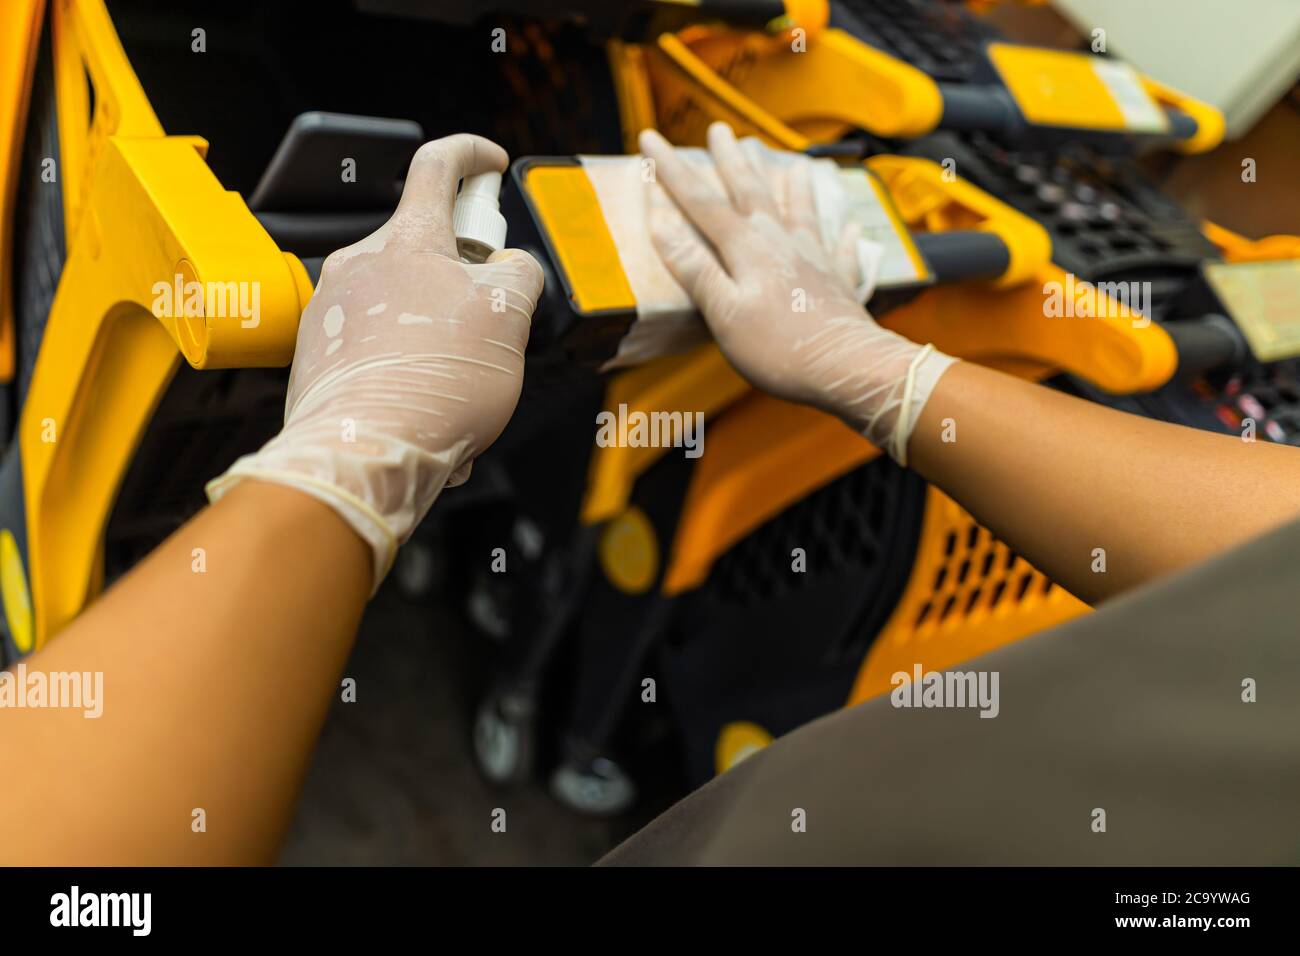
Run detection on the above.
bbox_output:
[1115,892,1251,906]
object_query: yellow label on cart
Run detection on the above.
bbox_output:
[988,43,1169,134]
[1204,259,1300,362]
[525,165,637,315]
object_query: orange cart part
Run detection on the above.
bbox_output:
[882,264,1178,395]
[1203,221,1300,264]
[1140,74,1225,155]
[848,485,1089,705]
[607,39,659,157]
[649,25,941,149]
[581,343,749,526]
[662,393,882,595]
[867,155,1052,289]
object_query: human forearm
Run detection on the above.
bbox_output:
[908,361,1300,604]
[0,131,539,865]
[624,124,1300,604]
[0,481,369,864]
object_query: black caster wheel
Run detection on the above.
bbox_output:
[392,540,440,600]
[473,689,537,786]
[549,754,636,816]
[465,570,511,642]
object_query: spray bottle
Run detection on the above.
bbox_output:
[452,171,507,264]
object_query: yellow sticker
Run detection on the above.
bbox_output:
[598,506,660,594]
[525,165,637,315]
[988,43,1168,133]
[1204,259,1300,362]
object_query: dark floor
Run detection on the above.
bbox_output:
[278,581,633,866]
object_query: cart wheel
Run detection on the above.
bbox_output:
[473,690,536,786]
[465,571,511,642]
[549,755,636,817]
[392,540,439,600]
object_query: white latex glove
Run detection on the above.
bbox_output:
[639,123,957,465]
[207,134,544,590]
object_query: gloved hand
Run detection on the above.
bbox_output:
[639,122,957,465]
[207,134,544,590]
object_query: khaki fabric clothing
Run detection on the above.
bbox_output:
[600,518,1300,865]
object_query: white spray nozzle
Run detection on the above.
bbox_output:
[453,171,507,263]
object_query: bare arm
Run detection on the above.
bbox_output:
[641,123,1300,605]
[0,132,543,864]
[0,481,369,864]
[910,361,1300,604]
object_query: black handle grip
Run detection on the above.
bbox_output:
[913,230,1011,284]
[1163,314,1247,376]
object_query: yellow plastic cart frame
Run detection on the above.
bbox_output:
[584,30,1293,764]
[0,0,310,654]
[640,7,1223,155]
[574,149,1176,747]
[572,35,1196,773]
